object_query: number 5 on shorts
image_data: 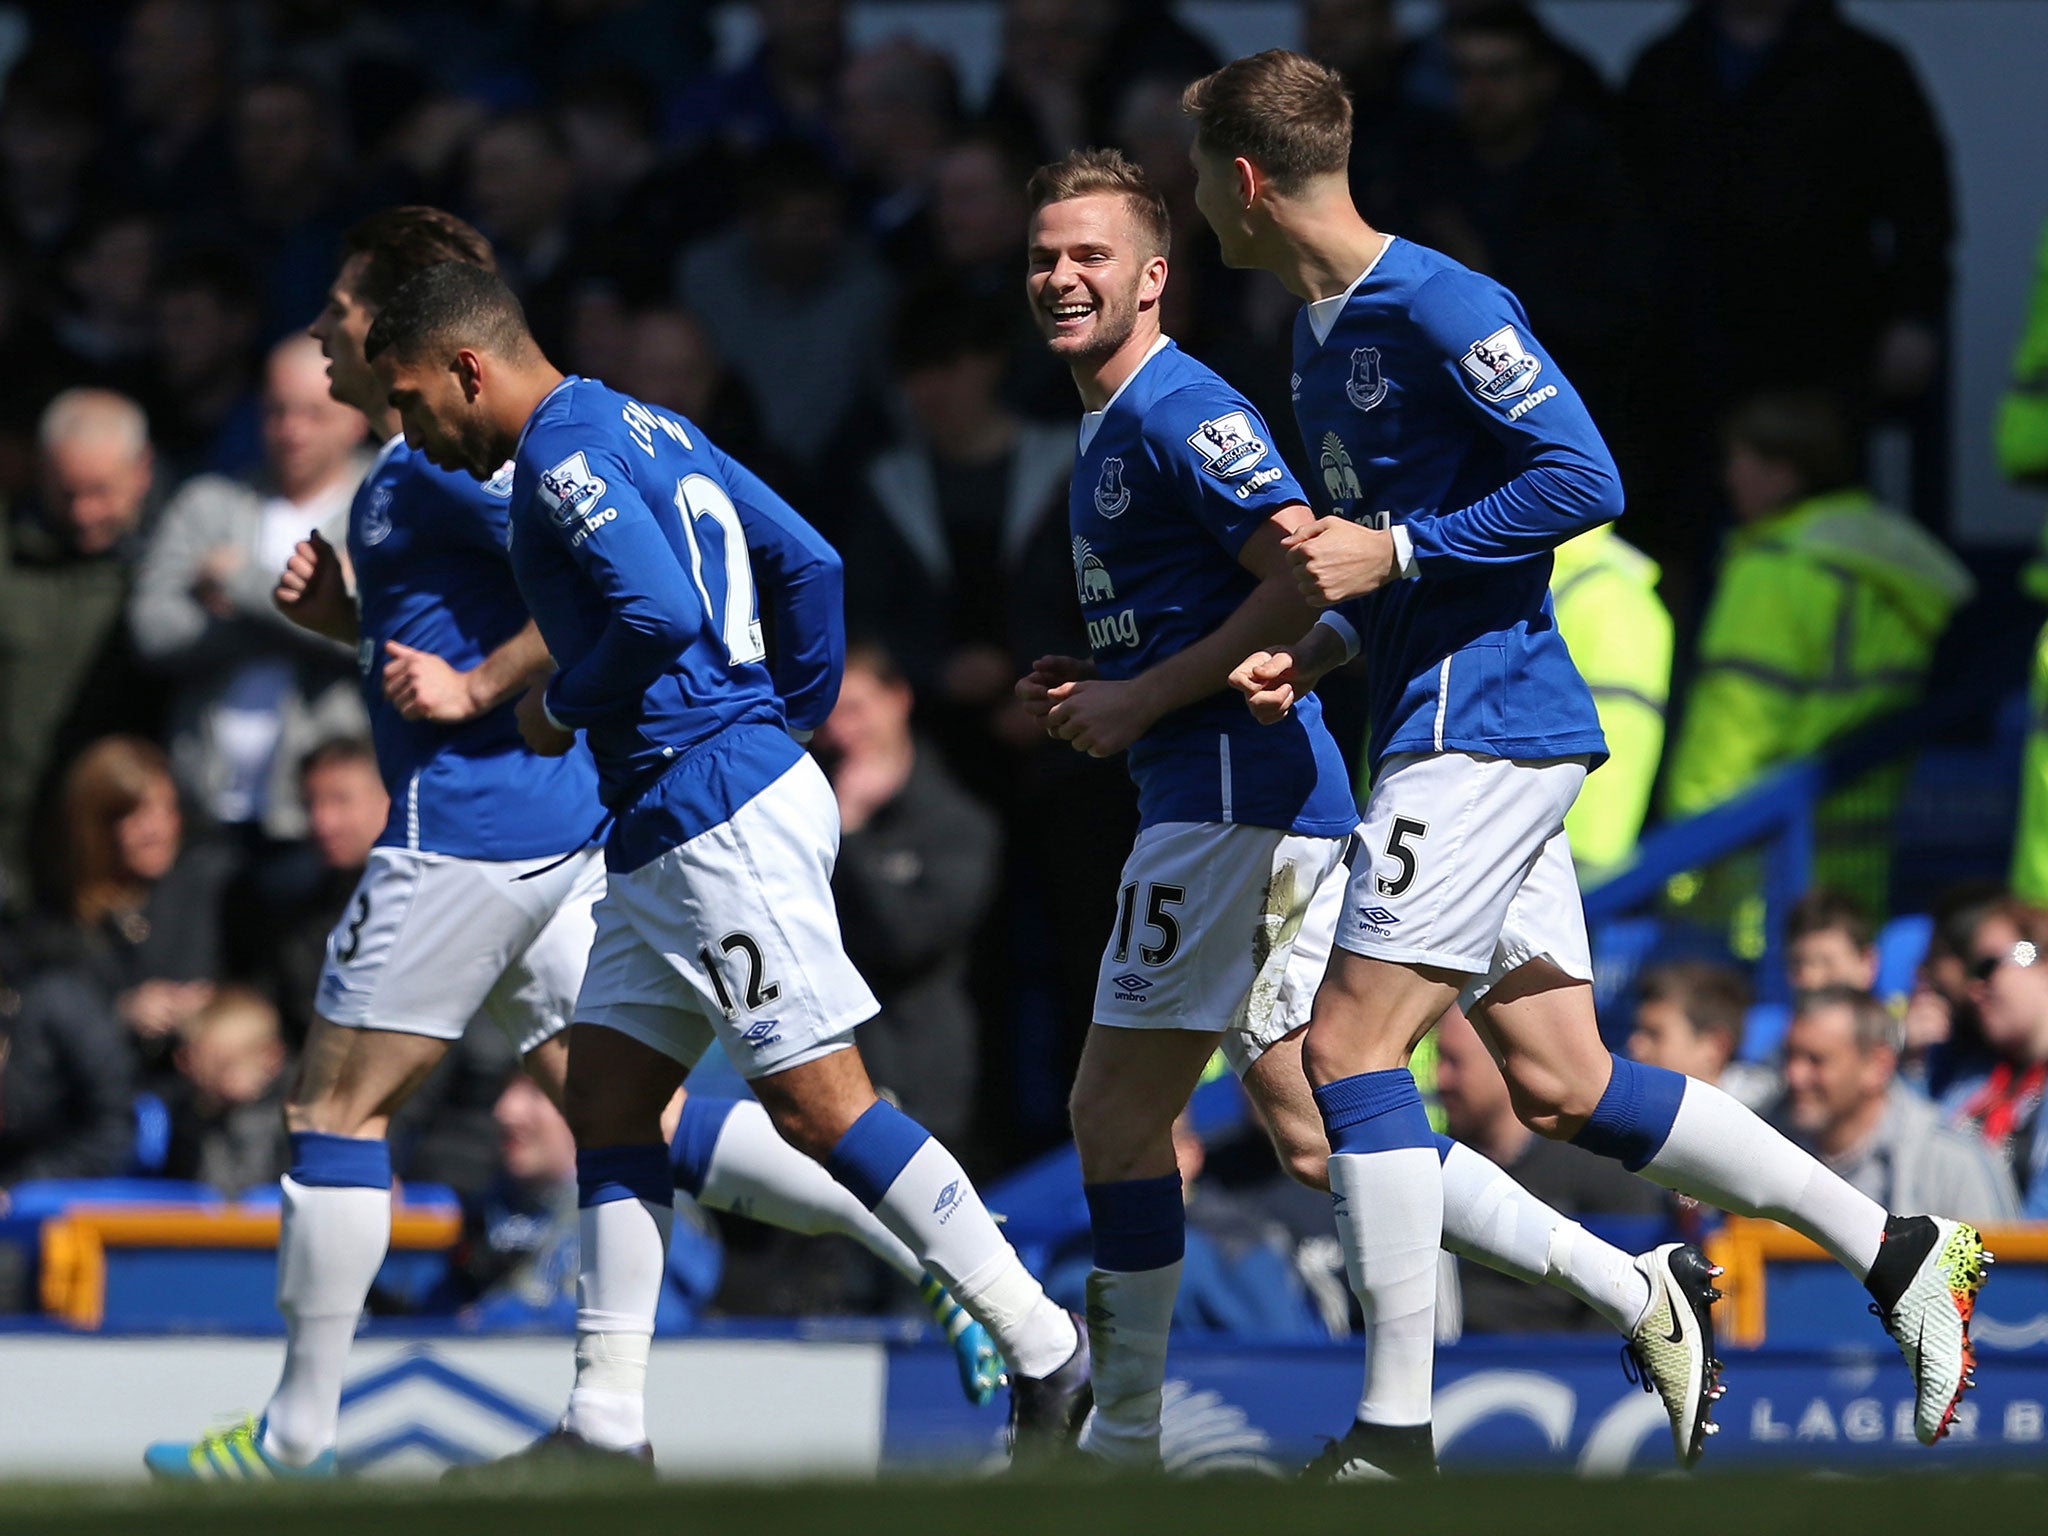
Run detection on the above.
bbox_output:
[1376,817,1428,898]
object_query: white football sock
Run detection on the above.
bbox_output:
[1637,1076,1887,1277]
[262,1176,391,1466]
[869,1138,1077,1378]
[565,1196,674,1450]
[1329,1147,1441,1427]
[1082,1262,1182,1465]
[1438,1140,1652,1333]
[694,1100,922,1283]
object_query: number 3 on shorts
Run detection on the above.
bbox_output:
[1376,817,1428,899]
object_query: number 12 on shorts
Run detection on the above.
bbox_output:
[1113,881,1185,966]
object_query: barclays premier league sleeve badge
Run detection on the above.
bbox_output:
[1460,324,1542,403]
[1185,411,1269,479]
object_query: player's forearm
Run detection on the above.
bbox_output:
[278,599,359,646]
[465,621,553,714]
[1133,574,1318,721]
[1406,455,1623,569]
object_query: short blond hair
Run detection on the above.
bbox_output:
[39,387,150,460]
[1181,49,1353,192]
[1026,147,1172,260]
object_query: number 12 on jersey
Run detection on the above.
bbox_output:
[674,473,766,666]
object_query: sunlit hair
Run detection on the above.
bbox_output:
[1027,148,1172,261]
[341,206,496,314]
[1181,49,1353,193]
[60,735,178,927]
[363,260,537,367]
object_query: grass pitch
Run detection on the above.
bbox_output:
[2,1471,2043,1536]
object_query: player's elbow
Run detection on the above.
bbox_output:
[1564,458,1625,530]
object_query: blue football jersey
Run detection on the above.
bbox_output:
[348,436,599,860]
[508,378,815,872]
[1070,340,1357,836]
[1291,238,1619,774]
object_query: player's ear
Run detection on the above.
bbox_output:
[1233,156,1258,209]
[454,347,486,403]
[1140,253,1169,304]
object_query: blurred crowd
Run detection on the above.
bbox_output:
[2,0,2045,1330]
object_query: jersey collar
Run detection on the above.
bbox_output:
[512,375,581,464]
[1305,236,1397,348]
[1078,335,1171,453]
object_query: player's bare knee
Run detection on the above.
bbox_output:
[1501,1064,1597,1140]
[1277,1136,1329,1191]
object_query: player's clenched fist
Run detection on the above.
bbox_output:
[1230,649,1303,724]
[514,680,575,756]
[1284,516,1396,606]
[273,529,355,640]
[1042,676,1159,758]
[383,640,486,723]
[1015,653,1098,724]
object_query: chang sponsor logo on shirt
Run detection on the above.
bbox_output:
[1187,411,1268,479]
[1319,432,1363,507]
[1087,608,1141,652]
[1073,536,1117,604]
[1460,324,1542,402]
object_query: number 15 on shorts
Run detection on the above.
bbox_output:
[1113,881,1186,966]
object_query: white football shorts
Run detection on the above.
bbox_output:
[1338,750,1594,1009]
[574,754,879,1080]
[315,844,604,1054]
[1093,820,1352,1076]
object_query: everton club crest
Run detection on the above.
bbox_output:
[1094,456,1130,518]
[1346,346,1387,412]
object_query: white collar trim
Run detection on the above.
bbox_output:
[1306,236,1397,347]
[1079,335,1171,453]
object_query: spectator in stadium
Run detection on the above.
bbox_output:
[0,49,105,279]
[1439,1006,1671,1333]
[0,388,163,911]
[129,333,369,848]
[982,0,1218,163]
[49,211,160,391]
[434,1073,721,1331]
[162,984,291,1195]
[1623,0,1954,529]
[1628,961,1779,1112]
[111,0,236,215]
[844,283,1075,792]
[225,72,355,341]
[814,642,1000,1150]
[1548,523,1672,886]
[0,944,135,1206]
[147,248,265,483]
[1774,985,2017,1224]
[1661,390,1973,925]
[1786,889,1882,994]
[666,0,847,157]
[236,737,388,1050]
[1401,2,1651,476]
[1945,899,2048,1214]
[1904,883,2003,1099]
[463,112,579,359]
[1401,0,1611,120]
[837,39,963,265]
[49,735,234,1086]
[615,306,787,491]
[677,143,893,471]
[557,70,704,303]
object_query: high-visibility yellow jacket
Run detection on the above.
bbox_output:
[1997,217,2048,599]
[1551,525,1672,885]
[1664,489,1974,909]
[2015,621,2048,905]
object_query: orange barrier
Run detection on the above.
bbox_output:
[1704,1217,2048,1346]
[39,1204,461,1330]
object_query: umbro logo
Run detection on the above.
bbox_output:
[933,1180,963,1223]
[1113,973,1150,993]
[741,1019,783,1049]
[1357,907,1399,926]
